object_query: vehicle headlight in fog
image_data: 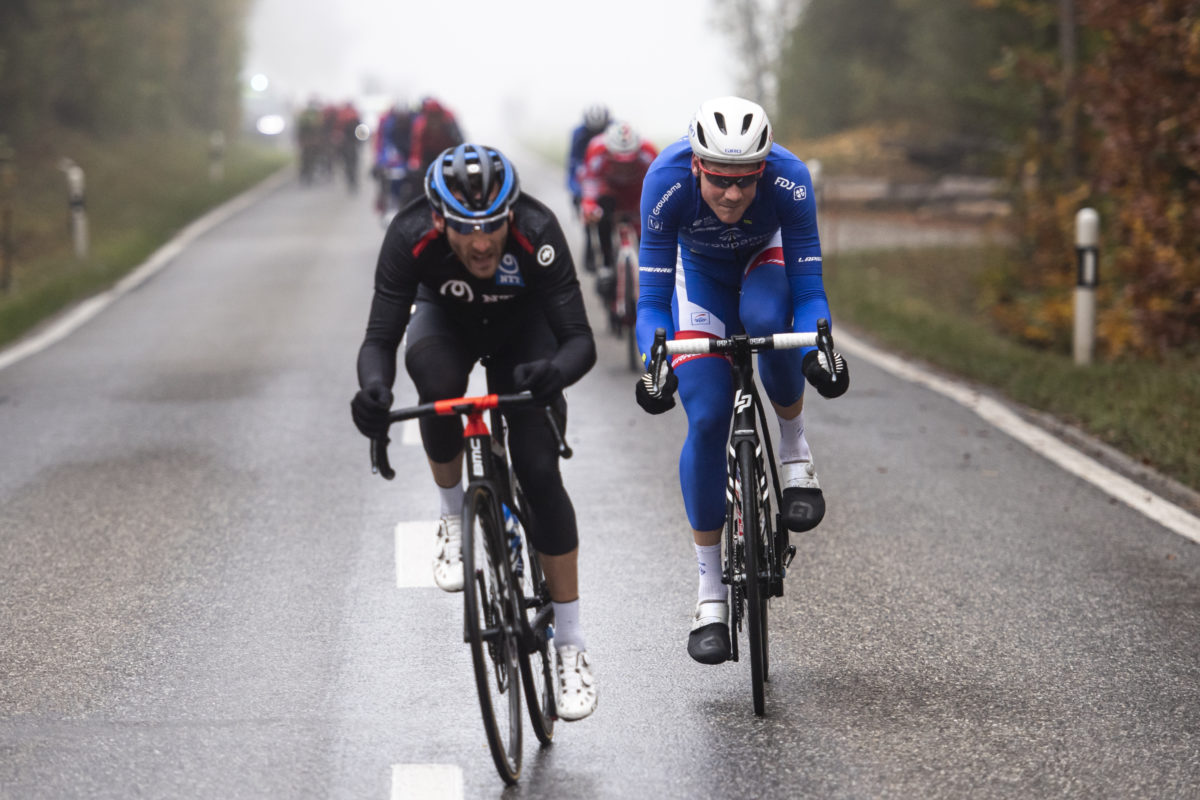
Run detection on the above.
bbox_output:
[355,123,371,142]
[256,115,286,136]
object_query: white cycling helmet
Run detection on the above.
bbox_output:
[603,121,640,160]
[688,96,773,164]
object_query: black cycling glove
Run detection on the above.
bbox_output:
[350,385,394,438]
[635,361,678,415]
[513,359,565,401]
[801,349,849,398]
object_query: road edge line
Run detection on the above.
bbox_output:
[838,329,1200,546]
[0,167,293,374]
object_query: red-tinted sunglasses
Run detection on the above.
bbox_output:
[696,160,765,189]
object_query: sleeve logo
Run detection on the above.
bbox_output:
[537,244,555,266]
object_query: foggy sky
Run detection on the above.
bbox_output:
[244,0,743,147]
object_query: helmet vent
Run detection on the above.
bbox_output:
[713,112,727,134]
[756,129,769,151]
[741,114,754,135]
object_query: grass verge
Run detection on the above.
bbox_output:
[0,129,290,347]
[823,242,1200,494]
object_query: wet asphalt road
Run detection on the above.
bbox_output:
[1,149,1198,799]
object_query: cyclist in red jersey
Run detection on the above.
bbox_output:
[579,121,658,302]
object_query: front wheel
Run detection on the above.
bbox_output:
[462,486,523,784]
[737,440,768,716]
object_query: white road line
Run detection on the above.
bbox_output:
[401,420,421,446]
[391,764,463,800]
[839,330,1200,545]
[394,520,439,588]
[0,168,291,374]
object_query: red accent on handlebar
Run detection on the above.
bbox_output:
[433,393,499,416]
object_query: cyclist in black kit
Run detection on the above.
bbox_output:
[350,143,598,721]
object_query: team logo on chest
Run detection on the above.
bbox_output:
[496,254,524,287]
[440,280,474,302]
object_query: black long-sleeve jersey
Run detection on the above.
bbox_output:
[356,194,596,391]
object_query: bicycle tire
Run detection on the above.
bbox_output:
[512,483,556,745]
[462,485,523,784]
[737,440,768,716]
[518,546,557,745]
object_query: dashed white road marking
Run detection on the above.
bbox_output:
[391,763,463,800]
[401,420,421,446]
[394,521,440,588]
[839,330,1200,545]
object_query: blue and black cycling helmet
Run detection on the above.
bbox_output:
[424,143,520,227]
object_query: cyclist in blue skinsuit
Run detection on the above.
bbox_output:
[632,96,850,665]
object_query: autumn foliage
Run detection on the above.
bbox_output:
[985,0,1200,357]
[1077,1,1200,355]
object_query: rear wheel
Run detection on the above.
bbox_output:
[737,440,768,716]
[462,486,523,784]
[511,484,556,745]
[518,547,557,745]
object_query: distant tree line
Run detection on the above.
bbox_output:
[766,0,1199,357]
[0,0,250,143]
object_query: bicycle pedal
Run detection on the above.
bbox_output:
[783,545,797,570]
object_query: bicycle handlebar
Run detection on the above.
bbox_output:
[369,391,572,481]
[649,318,836,393]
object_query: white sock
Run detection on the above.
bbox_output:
[436,482,464,518]
[695,544,726,603]
[552,599,585,651]
[777,411,812,464]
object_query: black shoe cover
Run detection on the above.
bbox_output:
[782,487,825,532]
[688,623,731,665]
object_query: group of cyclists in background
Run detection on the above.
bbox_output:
[294,95,464,225]
[294,99,366,190]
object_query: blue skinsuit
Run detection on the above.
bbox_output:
[635,138,831,531]
[566,123,602,199]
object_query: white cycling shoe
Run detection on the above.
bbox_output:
[432,516,463,592]
[555,645,598,721]
[688,599,731,665]
[781,459,826,532]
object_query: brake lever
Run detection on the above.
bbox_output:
[816,318,838,384]
[649,327,667,392]
[370,436,396,480]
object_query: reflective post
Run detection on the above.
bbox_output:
[1073,207,1099,365]
[60,158,88,260]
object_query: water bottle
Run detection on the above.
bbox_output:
[502,504,524,581]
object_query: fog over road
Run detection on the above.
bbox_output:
[1,154,1197,799]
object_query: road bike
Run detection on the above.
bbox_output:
[370,392,571,784]
[648,319,839,716]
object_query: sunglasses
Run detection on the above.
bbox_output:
[696,161,765,189]
[442,212,508,235]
